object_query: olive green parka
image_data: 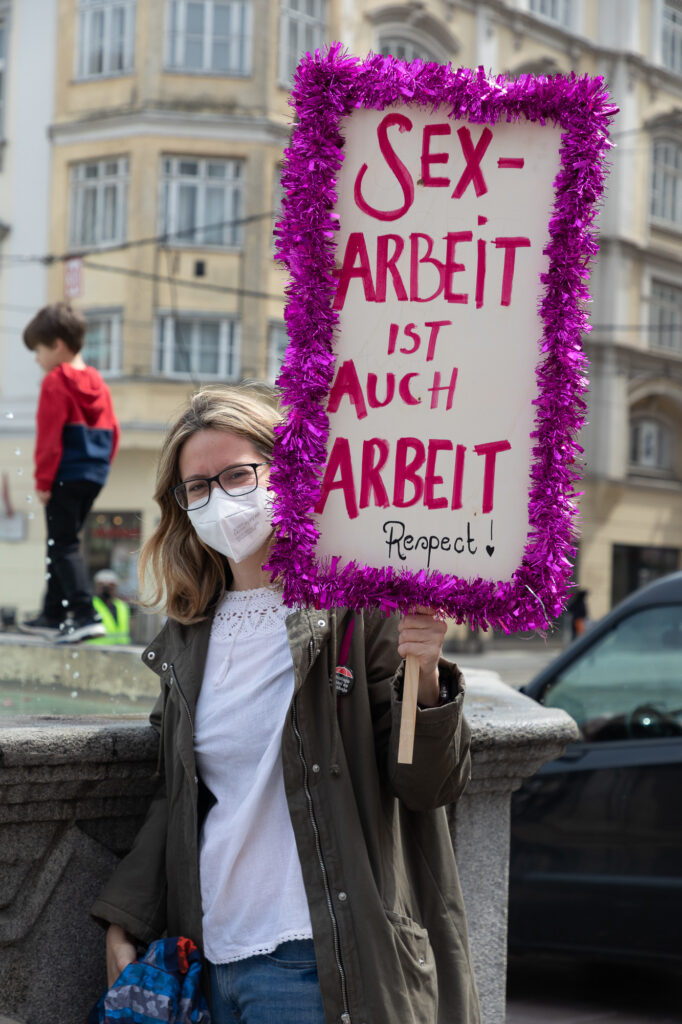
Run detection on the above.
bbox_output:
[92,605,481,1024]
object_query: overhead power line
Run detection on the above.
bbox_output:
[0,210,280,267]
[80,259,285,302]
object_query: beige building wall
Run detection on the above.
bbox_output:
[340,0,682,620]
[4,0,682,627]
[11,0,301,619]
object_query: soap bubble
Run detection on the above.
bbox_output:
[44,573,51,581]
[46,557,51,565]
[61,599,69,607]
[48,539,55,546]
[5,412,14,420]
[14,448,21,456]
[17,468,23,476]
[70,690,78,698]
[26,495,32,504]
[72,652,79,659]
[73,672,80,680]
[28,513,35,520]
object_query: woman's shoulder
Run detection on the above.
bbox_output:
[141,613,213,669]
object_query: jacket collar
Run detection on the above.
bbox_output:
[142,613,215,714]
[141,602,334,705]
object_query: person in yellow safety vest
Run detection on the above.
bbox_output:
[88,568,131,645]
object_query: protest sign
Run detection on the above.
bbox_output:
[268,49,615,758]
[317,108,561,585]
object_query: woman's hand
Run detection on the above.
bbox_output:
[397,611,447,707]
[106,923,137,987]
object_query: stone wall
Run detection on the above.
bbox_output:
[0,674,577,1024]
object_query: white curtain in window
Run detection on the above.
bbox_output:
[184,2,205,68]
[178,184,198,241]
[204,187,225,244]
[198,321,221,374]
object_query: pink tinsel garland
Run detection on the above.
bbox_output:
[267,46,616,632]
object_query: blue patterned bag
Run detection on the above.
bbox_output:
[88,936,210,1023]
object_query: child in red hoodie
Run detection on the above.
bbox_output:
[21,303,120,642]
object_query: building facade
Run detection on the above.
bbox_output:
[1,0,682,624]
[0,0,57,620]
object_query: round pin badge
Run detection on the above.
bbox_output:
[335,665,354,696]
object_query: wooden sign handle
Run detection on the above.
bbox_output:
[397,653,419,764]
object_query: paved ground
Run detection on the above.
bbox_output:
[454,639,562,689]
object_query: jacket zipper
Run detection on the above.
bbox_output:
[170,662,203,946]
[170,663,194,734]
[292,689,351,1024]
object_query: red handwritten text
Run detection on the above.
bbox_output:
[314,436,511,520]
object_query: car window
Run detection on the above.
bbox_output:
[542,604,682,741]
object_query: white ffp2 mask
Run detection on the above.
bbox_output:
[187,486,273,562]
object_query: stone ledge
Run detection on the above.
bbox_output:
[0,718,156,765]
[0,637,153,698]
[0,672,575,771]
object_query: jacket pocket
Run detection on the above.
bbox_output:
[385,910,438,1023]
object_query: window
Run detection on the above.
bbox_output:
[542,603,682,741]
[629,418,672,471]
[529,0,572,27]
[161,157,243,247]
[278,0,326,84]
[662,1,682,74]
[268,322,288,382]
[82,310,122,374]
[0,14,6,141]
[379,37,440,62]
[77,1,135,78]
[651,138,682,225]
[166,0,252,75]
[69,157,129,248]
[650,280,682,352]
[155,314,240,378]
[272,163,284,220]
[612,545,680,606]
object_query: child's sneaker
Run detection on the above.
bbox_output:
[56,614,106,644]
[19,614,63,638]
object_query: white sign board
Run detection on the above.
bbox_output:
[313,108,562,580]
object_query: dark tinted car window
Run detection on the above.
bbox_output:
[542,604,682,741]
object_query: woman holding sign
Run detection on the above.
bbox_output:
[92,384,480,1024]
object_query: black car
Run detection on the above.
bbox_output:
[508,571,682,965]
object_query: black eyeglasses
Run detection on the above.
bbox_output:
[172,463,269,511]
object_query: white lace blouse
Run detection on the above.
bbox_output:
[194,587,313,964]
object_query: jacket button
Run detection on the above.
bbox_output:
[161,662,168,671]
[147,651,156,661]
[317,618,325,627]
[312,763,320,773]
[337,891,348,902]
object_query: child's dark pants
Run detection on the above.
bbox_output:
[42,479,101,621]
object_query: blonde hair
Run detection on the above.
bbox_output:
[139,383,282,624]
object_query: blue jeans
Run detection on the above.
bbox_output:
[208,940,326,1024]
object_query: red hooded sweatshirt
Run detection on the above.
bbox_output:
[34,364,119,492]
